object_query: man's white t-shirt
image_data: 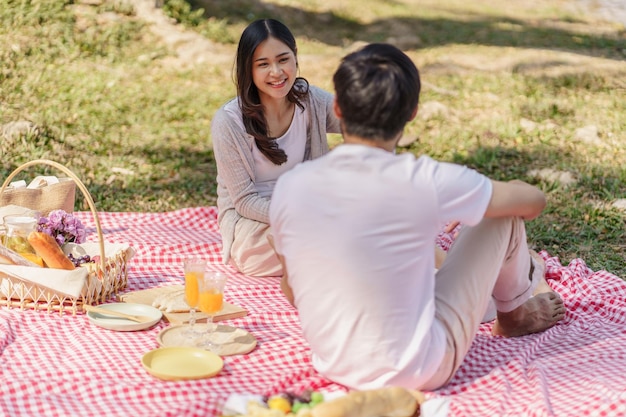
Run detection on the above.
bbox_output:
[269,144,492,390]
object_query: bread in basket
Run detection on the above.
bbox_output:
[0,159,133,314]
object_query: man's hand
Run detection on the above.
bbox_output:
[444,220,461,237]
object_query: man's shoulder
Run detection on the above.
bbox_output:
[285,153,327,178]
[409,153,463,174]
[275,152,330,191]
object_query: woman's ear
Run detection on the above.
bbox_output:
[408,105,419,121]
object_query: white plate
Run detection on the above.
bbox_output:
[87,303,162,331]
[141,347,223,381]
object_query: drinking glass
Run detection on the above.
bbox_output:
[2,214,45,266]
[197,271,228,352]
[3,214,38,254]
[183,258,206,339]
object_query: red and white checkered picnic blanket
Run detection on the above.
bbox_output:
[1,207,625,416]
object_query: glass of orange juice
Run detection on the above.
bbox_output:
[183,258,206,339]
[197,271,228,352]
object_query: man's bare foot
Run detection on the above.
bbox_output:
[492,251,566,337]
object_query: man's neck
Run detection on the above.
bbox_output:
[342,133,399,153]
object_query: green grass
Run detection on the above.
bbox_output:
[1,0,625,277]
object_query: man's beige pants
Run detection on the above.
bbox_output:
[423,217,541,390]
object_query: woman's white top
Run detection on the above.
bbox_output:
[253,106,308,198]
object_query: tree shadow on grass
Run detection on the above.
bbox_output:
[189,0,625,61]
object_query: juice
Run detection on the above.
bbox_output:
[19,252,45,267]
[4,235,36,254]
[184,271,200,307]
[3,215,37,254]
[198,290,223,314]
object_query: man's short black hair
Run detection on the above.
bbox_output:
[333,43,421,142]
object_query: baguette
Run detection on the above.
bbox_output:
[27,231,75,270]
[311,387,424,417]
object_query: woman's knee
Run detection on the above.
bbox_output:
[229,248,283,277]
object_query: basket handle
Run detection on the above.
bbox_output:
[1,159,106,271]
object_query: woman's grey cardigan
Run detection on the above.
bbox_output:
[211,85,341,264]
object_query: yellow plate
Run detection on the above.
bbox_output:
[141,347,223,381]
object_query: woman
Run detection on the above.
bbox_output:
[212,19,340,277]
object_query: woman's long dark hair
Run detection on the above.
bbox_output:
[235,19,309,165]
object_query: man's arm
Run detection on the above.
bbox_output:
[484,179,546,221]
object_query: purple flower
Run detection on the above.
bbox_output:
[37,210,87,245]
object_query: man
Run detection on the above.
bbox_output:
[269,43,565,391]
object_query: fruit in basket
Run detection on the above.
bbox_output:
[63,243,96,267]
[248,390,324,416]
[309,392,324,406]
[291,401,311,414]
[233,387,425,417]
[67,253,92,267]
[267,396,291,413]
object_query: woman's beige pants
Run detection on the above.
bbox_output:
[230,218,283,277]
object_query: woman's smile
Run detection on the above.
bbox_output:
[252,36,297,102]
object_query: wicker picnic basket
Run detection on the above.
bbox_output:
[0,159,132,315]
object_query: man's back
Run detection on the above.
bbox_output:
[270,143,491,389]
